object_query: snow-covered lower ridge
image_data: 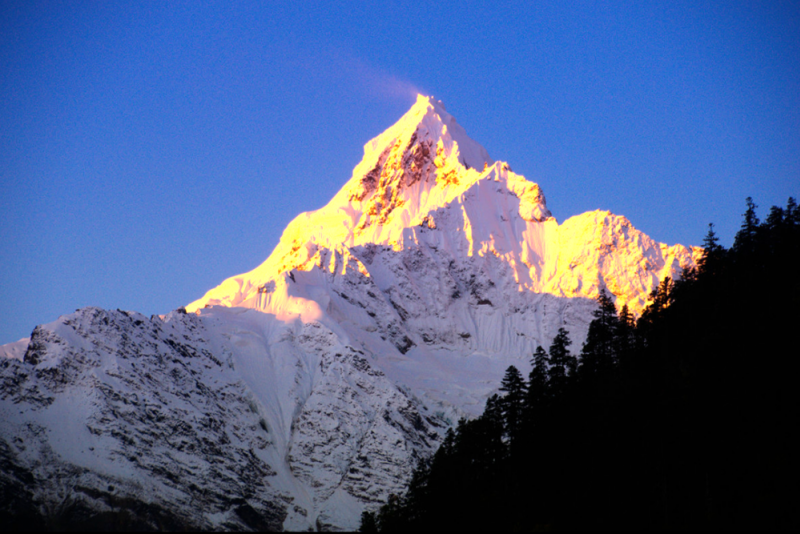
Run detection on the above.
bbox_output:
[1,307,440,531]
[1,96,702,531]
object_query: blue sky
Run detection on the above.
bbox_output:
[2,1,798,343]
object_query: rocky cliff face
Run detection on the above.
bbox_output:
[1,95,700,531]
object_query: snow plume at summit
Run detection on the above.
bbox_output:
[1,96,699,531]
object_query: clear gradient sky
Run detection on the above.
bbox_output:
[2,1,798,344]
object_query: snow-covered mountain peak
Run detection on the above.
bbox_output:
[185,97,698,319]
[187,96,559,312]
[2,96,703,532]
[386,94,490,168]
[345,94,493,198]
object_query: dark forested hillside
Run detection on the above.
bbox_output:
[363,198,800,531]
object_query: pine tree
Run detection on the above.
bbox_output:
[616,304,635,368]
[580,289,620,377]
[499,366,527,447]
[766,205,784,230]
[699,223,724,278]
[639,276,674,330]
[733,197,760,255]
[376,493,408,532]
[528,346,550,410]
[548,327,574,398]
[359,511,378,532]
[481,393,507,463]
[398,457,431,529]
[786,197,798,227]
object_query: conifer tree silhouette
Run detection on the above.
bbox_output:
[499,366,527,448]
[580,288,620,377]
[527,346,550,411]
[547,327,573,398]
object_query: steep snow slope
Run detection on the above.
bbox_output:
[1,95,700,531]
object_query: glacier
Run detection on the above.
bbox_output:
[0,95,700,531]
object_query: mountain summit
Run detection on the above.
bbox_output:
[188,95,696,320]
[1,96,700,531]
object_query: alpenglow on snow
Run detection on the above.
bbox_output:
[0,95,700,531]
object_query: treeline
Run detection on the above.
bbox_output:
[362,198,800,531]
